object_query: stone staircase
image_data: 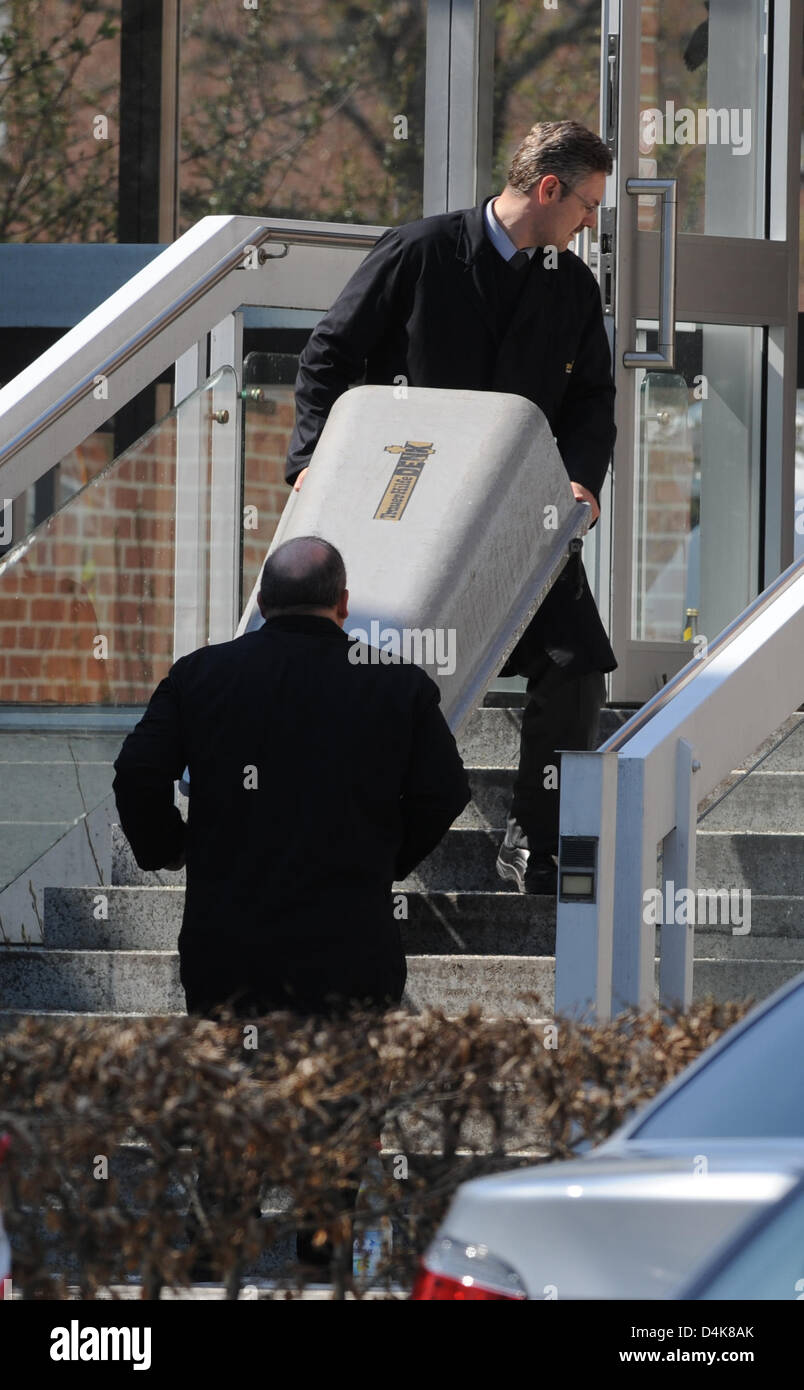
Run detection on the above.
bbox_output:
[1,700,803,1025]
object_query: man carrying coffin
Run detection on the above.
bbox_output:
[286,120,617,894]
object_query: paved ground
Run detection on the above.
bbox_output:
[9,1281,408,1300]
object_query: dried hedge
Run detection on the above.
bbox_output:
[0,998,749,1299]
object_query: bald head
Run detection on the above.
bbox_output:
[257,536,348,623]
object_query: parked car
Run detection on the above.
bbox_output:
[412,972,804,1300]
[674,1169,804,1300]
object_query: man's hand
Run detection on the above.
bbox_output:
[293,467,309,493]
[570,481,600,522]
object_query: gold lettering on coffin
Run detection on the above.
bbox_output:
[374,441,436,521]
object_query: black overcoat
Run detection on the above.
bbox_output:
[286,198,617,675]
[113,615,471,1010]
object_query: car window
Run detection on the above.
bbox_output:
[692,1181,804,1299]
[632,982,804,1139]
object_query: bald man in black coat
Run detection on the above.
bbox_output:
[113,537,470,1017]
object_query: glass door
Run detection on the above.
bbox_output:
[600,0,800,701]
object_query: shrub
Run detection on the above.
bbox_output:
[0,997,749,1299]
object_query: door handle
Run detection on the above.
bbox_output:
[623,177,677,370]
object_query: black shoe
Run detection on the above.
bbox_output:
[523,852,558,896]
[496,840,529,893]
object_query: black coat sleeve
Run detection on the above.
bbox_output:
[285,227,413,483]
[555,275,616,503]
[112,665,188,870]
[395,675,471,882]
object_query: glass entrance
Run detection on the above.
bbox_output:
[603,0,799,701]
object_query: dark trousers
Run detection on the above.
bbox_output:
[181,961,396,1269]
[179,933,405,1021]
[506,654,606,855]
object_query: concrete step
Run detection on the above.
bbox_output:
[396,828,804,894]
[696,771,804,832]
[689,957,804,1003]
[110,821,804,896]
[44,886,187,949]
[456,704,632,767]
[458,767,804,834]
[458,708,804,771]
[691,930,804,961]
[2,948,802,1015]
[693,831,804,895]
[111,825,186,887]
[730,714,804,774]
[108,705,804,886]
[43,886,559,953]
[0,948,185,1013]
[456,769,514,830]
[0,948,552,1017]
[41,886,803,955]
[0,1008,179,1037]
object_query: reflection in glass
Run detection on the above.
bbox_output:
[0,371,238,896]
[690,1180,804,1300]
[492,3,601,188]
[637,0,767,238]
[0,1,120,242]
[633,324,762,643]
[634,372,695,643]
[633,979,804,1139]
[179,1,426,227]
[0,370,235,707]
[240,350,300,609]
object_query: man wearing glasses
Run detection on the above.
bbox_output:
[286,120,616,896]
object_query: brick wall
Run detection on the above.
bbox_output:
[241,390,296,597]
[635,384,696,642]
[0,391,295,706]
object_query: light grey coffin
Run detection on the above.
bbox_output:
[238,385,591,734]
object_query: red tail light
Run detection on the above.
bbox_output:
[412,1267,523,1300]
[0,1134,10,1164]
[410,1236,527,1300]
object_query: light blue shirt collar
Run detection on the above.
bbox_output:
[484,198,536,262]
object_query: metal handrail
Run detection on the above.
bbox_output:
[557,551,804,1019]
[622,177,677,370]
[601,552,804,752]
[0,217,383,479]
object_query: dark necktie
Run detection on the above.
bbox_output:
[481,244,533,344]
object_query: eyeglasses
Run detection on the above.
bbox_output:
[557,179,600,216]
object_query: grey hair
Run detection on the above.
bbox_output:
[507,120,612,195]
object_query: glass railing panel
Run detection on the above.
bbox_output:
[0,368,235,896]
[632,323,763,646]
[685,712,804,960]
[240,350,300,612]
